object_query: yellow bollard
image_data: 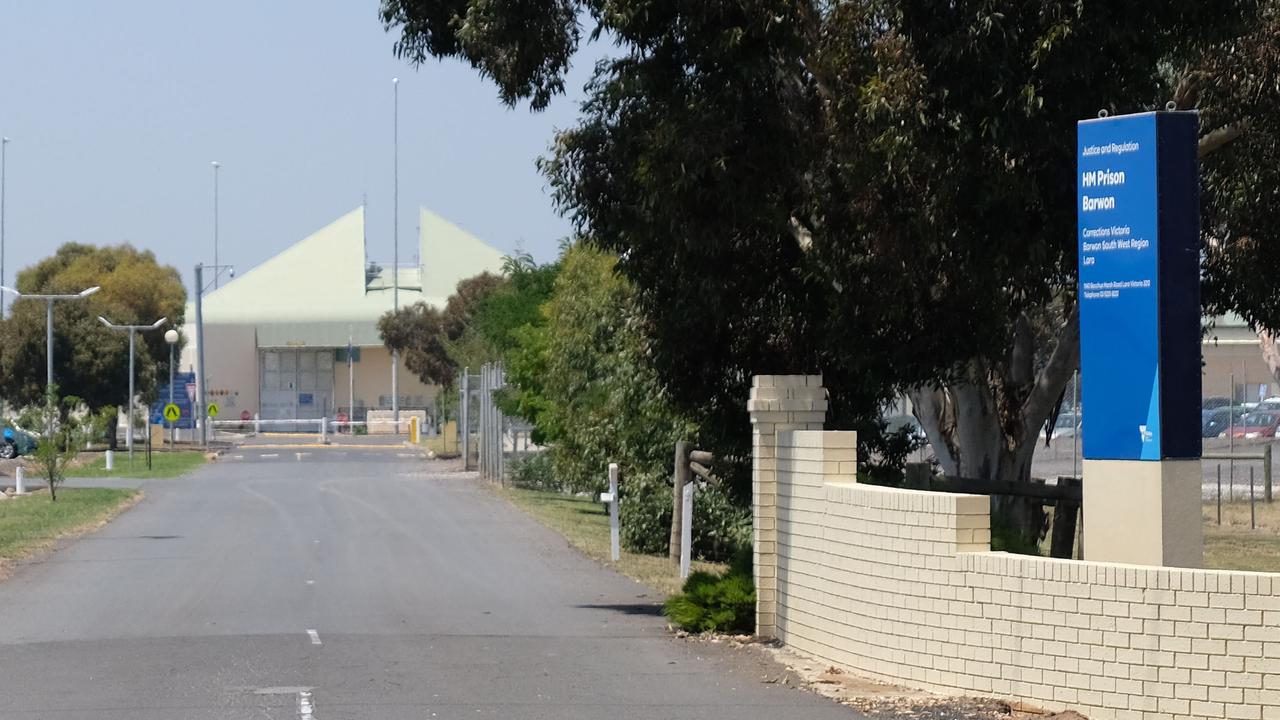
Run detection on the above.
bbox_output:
[409,416,420,444]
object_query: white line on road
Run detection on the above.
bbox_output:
[261,453,280,459]
[298,689,316,719]
[307,629,321,645]
[231,454,244,460]
[396,453,417,458]
[306,579,315,585]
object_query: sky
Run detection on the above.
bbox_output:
[0,1,604,297]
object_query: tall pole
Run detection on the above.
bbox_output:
[127,328,136,457]
[169,341,176,449]
[212,162,221,290]
[195,263,207,446]
[391,77,400,434]
[45,299,54,392]
[1,136,9,319]
[348,333,355,425]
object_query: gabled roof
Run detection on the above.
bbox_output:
[194,207,507,346]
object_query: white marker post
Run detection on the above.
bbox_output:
[680,483,694,579]
[14,465,24,494]
[105,449,114,471]
[599,463,620,562]
[318,417,327,444]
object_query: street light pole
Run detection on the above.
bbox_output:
[1,136,9,319]
[212,161,221,290]
[99,316,167,459]
[0,286,101,395]
[165,329,179,449]
[193,262,233,448]
[392,77,400,435]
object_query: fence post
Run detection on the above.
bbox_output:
[1050,477,1081,559]
[609,463,620,562]
[460,368,470,469]
[1266,443,1273,503]
[680,482,694,579]
[669,440,690,565]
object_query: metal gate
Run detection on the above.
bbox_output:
[260,349,335,432]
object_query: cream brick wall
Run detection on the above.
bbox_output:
[750,375,1280,720]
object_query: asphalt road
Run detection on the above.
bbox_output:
[0,443,858,719]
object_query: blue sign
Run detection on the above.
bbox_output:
[1077,112,1201,460]
[299,393,314,406]
[148,372,197,429]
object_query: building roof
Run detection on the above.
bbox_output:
[194,207,506,347]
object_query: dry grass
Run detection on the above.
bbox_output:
[0,488,141,581]
[1203,499,1280,573]
[492,485,727,597]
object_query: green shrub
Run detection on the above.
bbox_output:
[690,483,751,561]
[620,472,671,555]
[665,562,756,633]
[508,452,558,490]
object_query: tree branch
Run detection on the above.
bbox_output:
[1020,306,1079,433]
[1199,124,1246,159]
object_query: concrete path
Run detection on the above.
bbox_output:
[0,447,858,719]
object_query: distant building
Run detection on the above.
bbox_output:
[181,207,505,427]
[1202,313,1274,403]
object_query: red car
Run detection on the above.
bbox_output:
[1229,410,1280,439]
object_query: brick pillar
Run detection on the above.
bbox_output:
[747,374,827,639]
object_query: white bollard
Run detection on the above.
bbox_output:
[105,450,114,471]
[254,413,261,434]
[14,465,25,494]
[319,417,328,444]
[680,482,693,579]
[609,463,620,562]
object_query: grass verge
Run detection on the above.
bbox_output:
[0,488,140,578]
[1203,500,1280,573]
[493,486,726,597]
[64,450,207,479]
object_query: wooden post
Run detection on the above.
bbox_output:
[669,440,690,565]
[1050,477,1082,559]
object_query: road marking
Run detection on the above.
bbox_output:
[397,453,418,458]
[298,689,316,719]
[261,453,279,459]
[230,454,243,460]
[307,629,321,645]
[306,579,315,585]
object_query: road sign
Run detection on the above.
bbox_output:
[185,383,197,403]
[163,404,181,423]
[208,403,220,418]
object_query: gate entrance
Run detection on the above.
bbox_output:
[259,349,335,432]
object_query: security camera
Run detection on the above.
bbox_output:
[228,268,235,278]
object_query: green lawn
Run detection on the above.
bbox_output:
[0,488,139,564]
[65,450,207,479]
[494,486,726,597]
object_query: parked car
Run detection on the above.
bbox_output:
[1202,408,1247,438]
[1228,410,1280,439]
[1,425,39,459]
[1050,412,1081,439]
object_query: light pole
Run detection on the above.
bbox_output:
[99,316,167,458]
[193,262,233,447]
[1,136,9,319]
[212,161,222,290]
[0,286,101,394]
[392,77,400,434]
[165,328,179,448]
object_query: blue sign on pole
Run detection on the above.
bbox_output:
[1077,111,1201,461]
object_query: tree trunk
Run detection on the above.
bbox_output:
[910,308,1079,549]
[1258,331,1280,386]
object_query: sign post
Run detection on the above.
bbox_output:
[1077,110,1203,567]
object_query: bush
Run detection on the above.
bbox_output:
[620,472,671,555]
[690,483,751,561]
[508,452,558,490]
[665,551,755,633]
